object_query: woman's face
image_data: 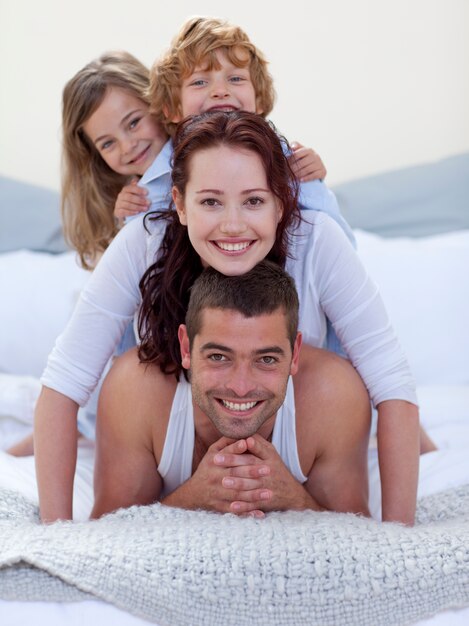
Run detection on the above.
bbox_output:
[173,145,282,276]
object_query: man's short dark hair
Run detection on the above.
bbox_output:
[185,260,299,349]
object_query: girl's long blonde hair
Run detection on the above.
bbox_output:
[61,51,151,269]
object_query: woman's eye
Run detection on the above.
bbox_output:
[201,198,220,207]
[245,196,264,207]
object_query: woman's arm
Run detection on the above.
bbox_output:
[292,215,420,525]
[34,387,78,522]
[377,400,419,525]
[35,215,159,521]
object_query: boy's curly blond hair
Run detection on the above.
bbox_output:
[149,16,276,136]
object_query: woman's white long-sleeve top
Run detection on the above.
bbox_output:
[41,212,417,408]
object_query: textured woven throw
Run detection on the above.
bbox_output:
[0,485,469,626]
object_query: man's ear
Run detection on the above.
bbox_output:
[172,187,187,225]
[290,331,302,376]
[178,324,191,369]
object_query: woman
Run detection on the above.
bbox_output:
[35,111,419,525]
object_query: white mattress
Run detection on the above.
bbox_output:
[0,382,468,625]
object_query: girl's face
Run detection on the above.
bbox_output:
[173,145,283,276]
[82,87,166,177]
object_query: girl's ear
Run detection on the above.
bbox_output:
[172,187,187,225]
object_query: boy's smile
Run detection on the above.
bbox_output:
[175,49,261,120]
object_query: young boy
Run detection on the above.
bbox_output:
[117,16,355,245]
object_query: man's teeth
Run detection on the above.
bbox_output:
[222,400,257,411]
[217,241,250,252]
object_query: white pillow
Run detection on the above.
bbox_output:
[0,250,89,378]
[355,229,469,386]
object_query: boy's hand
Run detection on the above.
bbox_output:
[289,142,327,182]
[114,178,150,225]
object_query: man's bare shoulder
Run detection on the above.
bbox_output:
[100,347,178,435]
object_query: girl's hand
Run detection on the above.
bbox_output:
[289,142,327,182]
[114,178,150,225]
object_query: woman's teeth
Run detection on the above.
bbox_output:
[217,241,250,252]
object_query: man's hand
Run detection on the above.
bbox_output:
[289,142,327,182]
[215,435,320,515]
[161,437,267,517]
[114,178,150,225]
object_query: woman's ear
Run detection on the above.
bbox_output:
[172,187,187,225]
[276,199,284,223]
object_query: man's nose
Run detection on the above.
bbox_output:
[225,364,256,397]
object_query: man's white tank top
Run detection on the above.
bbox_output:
[157,378,307,497]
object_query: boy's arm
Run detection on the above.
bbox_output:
[298,179,356,247]
[289,142,327,182]
[377,400,419,525]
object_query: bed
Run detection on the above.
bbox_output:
[0,154,468,625]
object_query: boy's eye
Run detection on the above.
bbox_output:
[189,79,206,87]
[229,76,246,83]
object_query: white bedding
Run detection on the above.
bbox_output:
[0,229,468,625]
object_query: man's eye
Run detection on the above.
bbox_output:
[209,354,226,362]
[259,356,277,365]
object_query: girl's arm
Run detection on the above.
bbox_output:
[34,387,78,522]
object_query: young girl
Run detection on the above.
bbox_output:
[36,111,420,526]
[60,50,168,270]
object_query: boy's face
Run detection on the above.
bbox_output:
[174,49,261,122]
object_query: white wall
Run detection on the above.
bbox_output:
[1,0,468,190]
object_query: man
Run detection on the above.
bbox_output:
[92,261,371,519]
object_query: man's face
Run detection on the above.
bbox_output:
[179,307,301,440]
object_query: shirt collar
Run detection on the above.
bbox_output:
[139,139,173,185]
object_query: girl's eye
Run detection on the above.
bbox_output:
[100,139,113,151]
[245,196,264,207]
[209,354,227,362]
[129,116,141,130]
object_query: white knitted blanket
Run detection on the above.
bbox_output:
[1,485,469,626]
